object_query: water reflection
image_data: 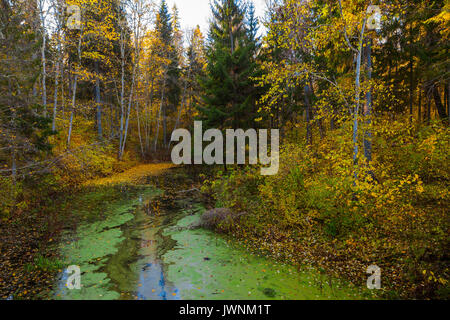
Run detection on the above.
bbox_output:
[136,262,179,300]
[54,188,181,300]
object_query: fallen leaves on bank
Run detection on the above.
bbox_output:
[0,213,59,300]
[84,163,177,186]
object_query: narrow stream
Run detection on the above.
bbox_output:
[53,183,368,300]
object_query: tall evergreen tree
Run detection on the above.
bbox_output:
[198,0,261,129]
[171,4,184,65]
[155,0,180,147]
[186,26,207,118]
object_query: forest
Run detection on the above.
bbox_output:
[0,0,449,300]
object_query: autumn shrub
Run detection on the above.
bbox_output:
[47,116,138,187]
[52,144,119,186]
[205,116,449,298]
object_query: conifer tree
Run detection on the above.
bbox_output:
[155,0,180,147]
[198,0,261,129]
[186,26,207,118]
[171,4,184,65]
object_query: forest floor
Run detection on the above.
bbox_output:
[0,211,57,299]
[84,163,177,186]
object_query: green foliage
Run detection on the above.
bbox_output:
[156,0,181,112]
[198,0,262,129]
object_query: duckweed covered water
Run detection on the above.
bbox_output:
[55,186,162,300]
[54,184,371,300]
[162,212,368,300]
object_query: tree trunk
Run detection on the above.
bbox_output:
[432,85,447,120]
[409,23,414,121]
[363,39,372,163]
[68,27,83,148]
[145,78,154,153]
[353,20,367,183]
[304,85,313,146]
[61,33,66,121]
[52,47,59,132]
[67,74,78,148]
[40,8,47,116]
[136,99,145,158]
[52,11,62,132]
[444,83,448,120]
[447,82,450,124]
[95,62,102,139]
[121,58,139,158]
[119,32,126,159]
[11,101,17,183]
[120,83,133,158]
[418,87,422,123]
[354,50,363,180]
[163,104,167,148]
[154,75,166,152]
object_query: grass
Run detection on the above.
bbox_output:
[24,255,66,273]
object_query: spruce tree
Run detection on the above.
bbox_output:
[186,26,206,117]
[198,0,261,129]
[155,0,180,146]
[171,4,184,64]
